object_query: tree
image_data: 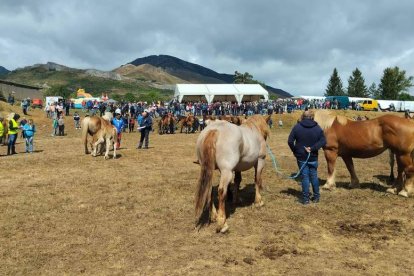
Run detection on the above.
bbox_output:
[325,68,345,96]
[234,71,254,84]
[347,68,368,97]
[378,67,414,100]
[124,92,136,103]
[368,82,380,99]
[44,85,74,99]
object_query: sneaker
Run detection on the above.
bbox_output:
[302,200,310,205]
[311,197,320,203]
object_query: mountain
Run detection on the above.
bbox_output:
[0,66,10,75]
[127,54,292,98]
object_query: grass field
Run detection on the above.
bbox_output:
[0,103,413,275]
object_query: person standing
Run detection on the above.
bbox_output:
[7,113,20,155]
[73,112,81,129]
[111,109,125,149]
[288,110,326,204]
[137,109,152,149]
[58,116,65,136]
[22,119,36,153]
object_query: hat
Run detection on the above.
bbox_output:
[143,109,149,113]
[115,108,121,115]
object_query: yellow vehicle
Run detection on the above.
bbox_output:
[359,99,379,111]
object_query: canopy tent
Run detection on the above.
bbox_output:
[174,84,269,104]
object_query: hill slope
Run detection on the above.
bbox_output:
[127,55,293,97]
[0,66,10,76]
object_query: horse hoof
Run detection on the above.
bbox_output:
[398,190,409,198]
[254,201,264,208]
[217,223,229,234]
[386,187,397,195]
[322,185,335,190]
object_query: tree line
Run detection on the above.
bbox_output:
[325,67,414,100]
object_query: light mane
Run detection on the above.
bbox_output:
[314,110,349,130]
[102,112,113,121]
[244,115,270,140]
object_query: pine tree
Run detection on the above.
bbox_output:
[378,67,413,100]
[347,68,368,97]
[368,82,380,99]
[325,68,345,96]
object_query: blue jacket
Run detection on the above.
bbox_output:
[288,119,326,162]
[23,124,36,137]
[111,118,125,133]
[141,115,152,130]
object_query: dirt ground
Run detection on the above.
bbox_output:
[0,103,413,275]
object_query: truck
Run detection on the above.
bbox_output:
[325,96,350,109]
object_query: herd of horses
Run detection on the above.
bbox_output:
[68,108,414,233]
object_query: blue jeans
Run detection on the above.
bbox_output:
[25,137,34,152]
[297,160,320,202]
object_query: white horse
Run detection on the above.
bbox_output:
[195,115,270,233]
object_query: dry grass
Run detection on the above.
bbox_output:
[1,103,413,275]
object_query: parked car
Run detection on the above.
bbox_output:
[31,98,43,108]
[359,99,379,111]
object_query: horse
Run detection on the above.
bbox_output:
[179,114,195,134]
[217,115,244,126]
[195,115,271,233]
[158,114,175,135]
[314,109,414,197]
[91,120,117,159]
[81,112,113,154]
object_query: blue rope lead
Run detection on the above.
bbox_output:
[266,143,311,179]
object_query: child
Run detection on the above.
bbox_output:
[129,116,135,133]
[73,112,81,129]
[52,117,59,136]
[23,119,36,153]
[111,111,125,149]
[58,116,65,136]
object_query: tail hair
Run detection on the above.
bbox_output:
[81,117,90,153]
[195,130,217,223]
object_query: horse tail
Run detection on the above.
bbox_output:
[195,129,218,222]
[81,117,90,154]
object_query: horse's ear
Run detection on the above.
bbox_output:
[265,115,271,123]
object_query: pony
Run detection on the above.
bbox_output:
[179,114,195,134]
[158,113,176,134]
[91,121,117,159]
[81,112,113,154]
[314,109,414,197]
[195,115,271,233]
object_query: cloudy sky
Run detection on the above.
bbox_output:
[1,0,414,96]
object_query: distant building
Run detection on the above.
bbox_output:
[0,79,43,101]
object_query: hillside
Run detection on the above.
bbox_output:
[127,55,293,98]
[0,66,10,76]
[0,62,172,101]
[114,64,188,84]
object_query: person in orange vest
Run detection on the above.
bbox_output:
[7,113,20,155]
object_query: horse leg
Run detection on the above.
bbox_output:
[323,149,338,190]
[389,150,395,184]
[104,138,111,159]
[216,169,232,233]
[342,156,360,188]
[254,159,265,207]
[92,137,104,157]
[394,154,414,197]
[233,171,242,205]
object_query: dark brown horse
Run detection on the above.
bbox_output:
[314,110,414,197]
[158,113,176,134]
[179,114,195,134]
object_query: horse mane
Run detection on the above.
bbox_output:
[244,115,270,140]
[102,112,113,121]
[314,110,349,130]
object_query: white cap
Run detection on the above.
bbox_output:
[115,108,121,114]
[143,109,149,113]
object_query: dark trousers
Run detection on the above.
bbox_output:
[58,125,65,136]
[138,129,150,148]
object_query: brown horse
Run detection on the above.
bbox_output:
[314,110,414,197]
[179,114,195,134]
[217,115,244,126]
[195,115,270,233]
[81,112,113,154]
[158,113,176,134]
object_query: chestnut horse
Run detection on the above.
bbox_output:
[314,110,414,197]
[158,113,176,134]
[92,121,117,159]
[81,112,113,154]
[195,115,270,233]
[179,114,195,134]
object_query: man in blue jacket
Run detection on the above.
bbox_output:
[137,109,152,149]
[288,110,326,204]
[111,109,125,149]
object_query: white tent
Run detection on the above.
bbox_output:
[174,84,269,104]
